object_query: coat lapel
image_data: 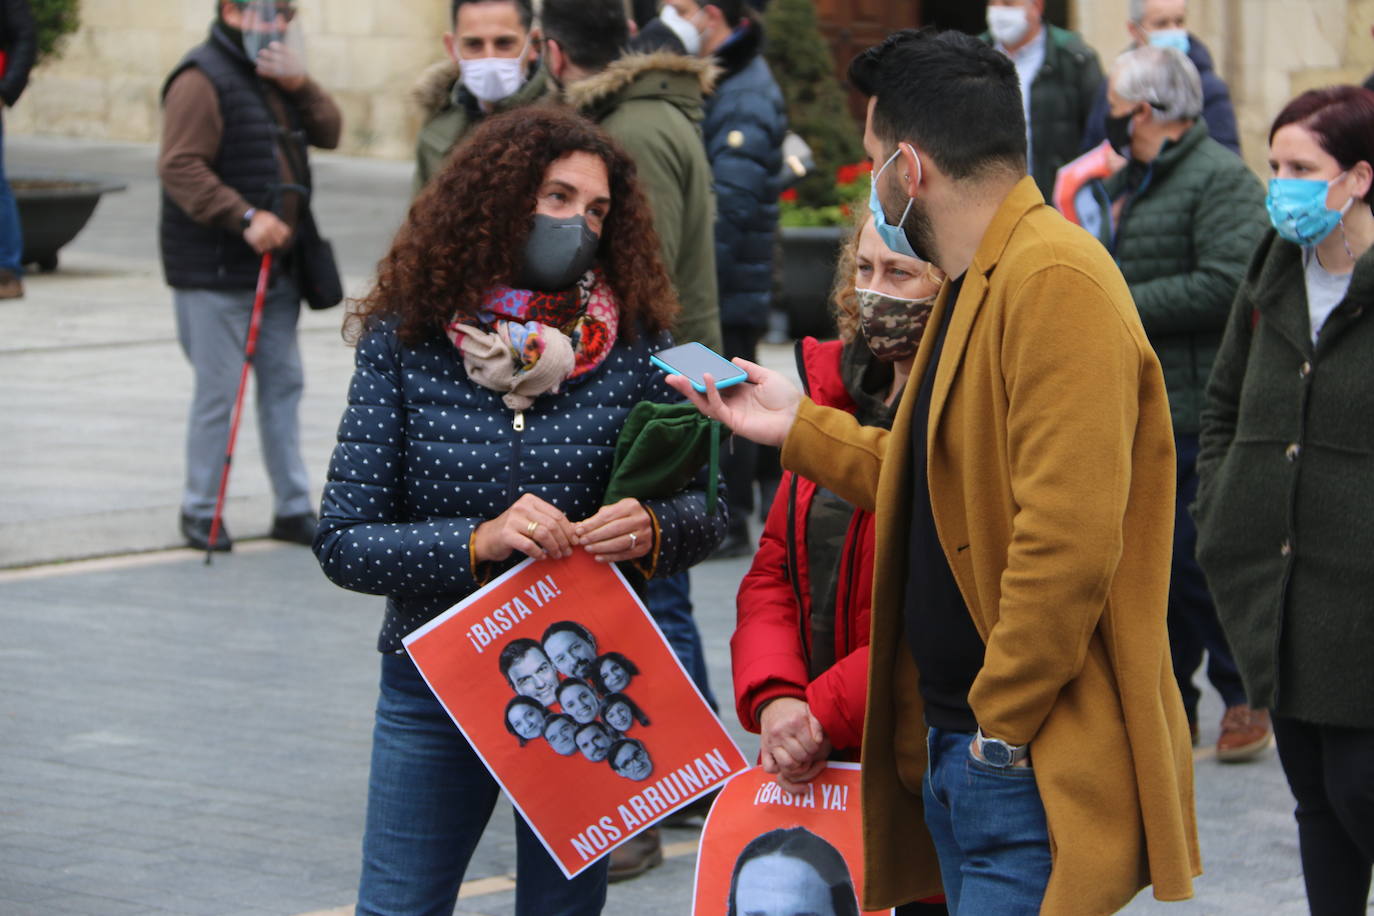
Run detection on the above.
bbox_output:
[928,178,1045,448]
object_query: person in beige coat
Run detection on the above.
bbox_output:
[668,28,1199,914]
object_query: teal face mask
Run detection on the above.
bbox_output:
[1146,28,1190,55]
[1266,173,1352,247]
[868,146,918,258]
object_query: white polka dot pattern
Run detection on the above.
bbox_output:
[313,325,729,652]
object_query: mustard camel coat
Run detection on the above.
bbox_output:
[782,178,1200,913]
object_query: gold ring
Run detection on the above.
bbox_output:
[629,532,638,549]
[526,520,539,537]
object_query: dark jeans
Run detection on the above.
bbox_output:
[1170,433,1246,719]
[0,114,22,275]
[1272,715,1374,915]
[644,571,717,710]
[356,654,608,916]
[921,728,1051,914]
[720,324,780,528]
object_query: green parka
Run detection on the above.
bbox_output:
[1195,231,1374,728]
[411,60,551,196]
[1104,121,1266,434]
[564,52,722,352]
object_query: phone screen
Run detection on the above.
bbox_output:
[649,343,749,393]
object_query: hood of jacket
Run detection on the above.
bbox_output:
[713,17,765,82]
[562,51,718,124]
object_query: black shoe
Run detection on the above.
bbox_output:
[181,512,232,552]
[270,512,317,546]
[709,528,754,560]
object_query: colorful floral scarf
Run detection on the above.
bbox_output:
[446,269,620,410]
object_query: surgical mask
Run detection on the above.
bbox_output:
[856,288,937,362]
[659,5,702,56]
[1146,28,1190,55]
[1266,173,1353,248]
[516,213,601,291]
[869,147,920,259]
[459,41,529,105]
[987,5,1031,47]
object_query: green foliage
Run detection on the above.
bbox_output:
[31,0,81,66]
[763,0,864,212]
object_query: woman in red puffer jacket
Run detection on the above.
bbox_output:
[732,213,947,913]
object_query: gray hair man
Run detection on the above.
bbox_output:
[1082,0,1239,154]
[1100,44,1270,763]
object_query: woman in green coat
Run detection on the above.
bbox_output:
[1196,85,1374,915]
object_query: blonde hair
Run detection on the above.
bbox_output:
[829,211,867,344]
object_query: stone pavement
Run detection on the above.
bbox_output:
[0,135,1355,914]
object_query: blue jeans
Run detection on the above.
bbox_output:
[644,571,717,711]
[0,114,24,274]
[922,727,1051,915]
[1169,434,1246,719]
[356,653,608,916]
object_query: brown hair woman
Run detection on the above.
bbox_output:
[315,106,726,915]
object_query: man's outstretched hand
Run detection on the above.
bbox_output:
[663,358,802,449]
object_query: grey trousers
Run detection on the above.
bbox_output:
[173,280,312,520]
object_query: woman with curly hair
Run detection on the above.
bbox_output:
[315,106,726,915]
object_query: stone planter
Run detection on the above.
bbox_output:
[778,225,843,339]
[13,174,128,272]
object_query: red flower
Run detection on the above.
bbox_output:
[835,160,873,186]
[781,188,798,202]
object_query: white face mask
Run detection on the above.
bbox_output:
[458,40,530,105]
[987,5,1031,47]
[659,4,702,56]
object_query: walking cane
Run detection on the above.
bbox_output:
[205,251,274,564]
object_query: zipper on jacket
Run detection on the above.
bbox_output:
[785,473,810,666]
[507,409,526,503]
[836,513,866,661]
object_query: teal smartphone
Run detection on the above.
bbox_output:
[649,342,749,394]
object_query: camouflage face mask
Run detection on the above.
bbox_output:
[856,288,936,362]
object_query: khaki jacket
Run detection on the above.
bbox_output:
[782,178,1200,913]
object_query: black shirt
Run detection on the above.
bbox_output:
[902,274,986,732]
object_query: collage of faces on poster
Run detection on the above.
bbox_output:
[500,620,655,781]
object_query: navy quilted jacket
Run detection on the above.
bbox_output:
[315,324,728,652]
[703,19,787,330]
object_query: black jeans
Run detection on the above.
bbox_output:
[720,324,779,528]
[1169,434,1247,718]
[1272,715,1374,915]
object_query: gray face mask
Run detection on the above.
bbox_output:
[516,214,601,291]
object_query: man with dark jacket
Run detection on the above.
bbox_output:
[1080,0,1240,156]
[983,0,1103,200]
[411,0,548,195]
[1093,46,1269,760]
[541,0,722,880]
[159,0,341,550]
[669,0,787,556]
[0,0,35,299]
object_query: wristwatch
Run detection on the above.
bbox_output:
[975,729,1029,767]
[241,207,257,230]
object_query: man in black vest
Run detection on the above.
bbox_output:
[159,0,341,551]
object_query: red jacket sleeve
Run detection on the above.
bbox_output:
[732,471,810,733]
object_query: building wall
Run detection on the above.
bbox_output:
[10,0,1374,176]
[8,0,454,160]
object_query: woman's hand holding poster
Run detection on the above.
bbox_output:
[403,550,747,878]
[692,763,893,915]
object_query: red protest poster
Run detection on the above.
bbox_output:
[403,550,747,878]
[692,763,893,916]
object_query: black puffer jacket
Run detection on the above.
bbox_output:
[703,19,787,330]
[315,324,728,653]
[0,0,37,107]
